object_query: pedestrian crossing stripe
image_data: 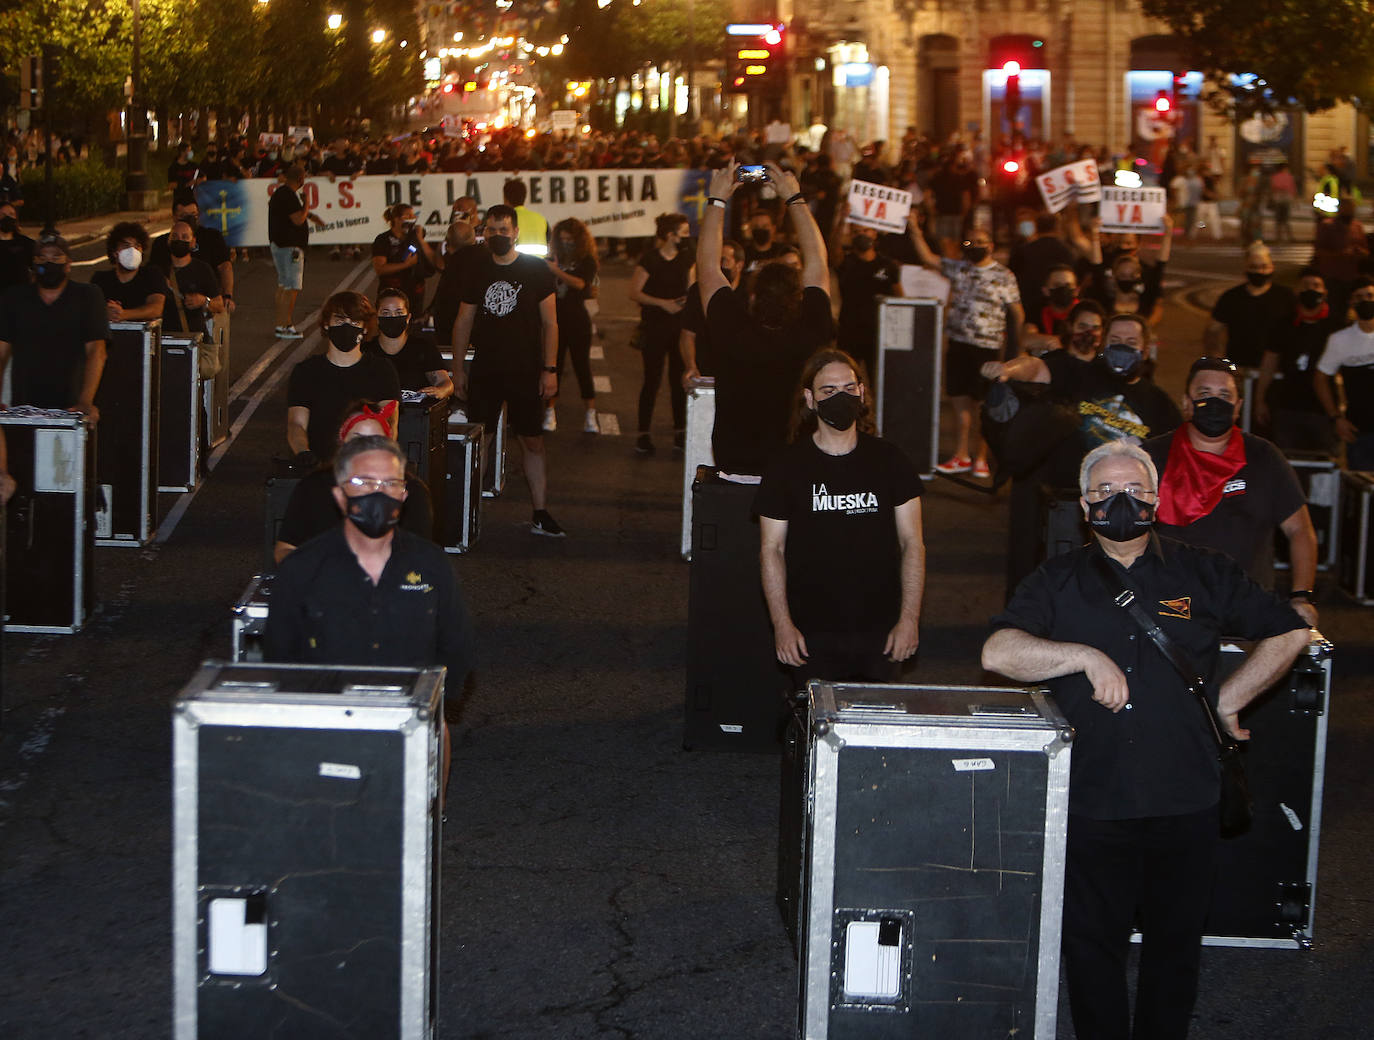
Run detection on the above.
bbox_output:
[598,413,621,436]
[589,346,605,360]
[594,375,612,394]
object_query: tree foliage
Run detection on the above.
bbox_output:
[557,0,730,81]
[1140,0,1374,114]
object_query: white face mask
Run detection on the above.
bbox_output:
[116,246,142,271]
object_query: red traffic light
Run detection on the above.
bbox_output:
[1002,159,1021,174]
[1002,60,1021,76]
[442,83,455,94]
[1154,92,1171,113]
[764,27,782,46]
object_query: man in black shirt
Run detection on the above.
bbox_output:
[263,435,472,800]
[983,440,1309,1040]
[831,222,901,381]
[1007,212,1076,324]
[150,189,234,316]
[680,239,743,382]
[741,209,788,274]
[90,222,167,324]
[157,220,223,336]
[287,290,401,463]
[698,161,836,477]
[0,235,107,417]
[1144,357,1317,614]
[756,350,925,683]
[1205,242,1297,368]
[1255,268,1344,452]
[0,200,34,291]
[452,204,564,537]
[268,164,324,338]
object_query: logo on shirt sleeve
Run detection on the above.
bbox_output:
[1158,596,1192,620]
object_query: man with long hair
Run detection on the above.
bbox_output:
[755,348,926,683]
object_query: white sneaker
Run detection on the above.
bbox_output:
[542,406,557,432]
[583,409,599,434]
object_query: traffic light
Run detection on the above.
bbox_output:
[725,24,785,92]
[1003,59,1020,122]
[1154,91,1171,114]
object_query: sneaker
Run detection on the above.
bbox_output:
[971,459,992,479]
[583,409,599,434]
[280,326,304,340]
[542,406,557,433]
[531,509,566,537]
[635,433,655,456]
[672,431,686,457]
[935,455,972,475]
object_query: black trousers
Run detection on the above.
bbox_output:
[789,630,899,688]
[1063,806,1220,1040]
[556,319,595,401]
[638,321,685,433]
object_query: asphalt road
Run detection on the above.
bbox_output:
[0,235,1370,1038]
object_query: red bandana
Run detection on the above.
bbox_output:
[338,400,399,442]
[1041,302,1074,334]
[1156,426,1247,527]
[1295,303,1330,325]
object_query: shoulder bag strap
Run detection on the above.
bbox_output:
[1090,553,1234,753]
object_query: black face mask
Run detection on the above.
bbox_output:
[815,391,864,431]
[1298,289,1325,310]
[486,234,513,257]
[34,261,65,289]
[343,491,402,539]
[1102,342,1143,378]
[1048,285,1076,309]
[168,240,192,258]
[1246,270,1272,287]
[0,216,17,234]
[1070,330,1101,354]
[1114,275,1145,296]
[378,315,409,338]
[326,324,363,352]
[850,234,874,253]
[1190,397,1235,438]
[1355,300,1374,322]
[1088,491,1155,543]
[963,245,989,264]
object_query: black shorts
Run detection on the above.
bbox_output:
[469,369,543,437]
[945,339,995,400]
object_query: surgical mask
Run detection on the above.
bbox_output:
[1017,220,1035,239]
[1190,397,1236,438]
[1103,342,1143,378]
[486,234,513,257]
[1088,491,1155,543]
[0,216,16,234]
[1246,270,1272,287]
[343,491,402,539]
[850,234,874,253]
[326,323,363,352]
[1048,285,1076,309]
[751,228,772,246]
[1298,289,1325,310]
[116,246,142,271]
[34,261,65,289]
[815,391,864,431]
[963,245,989,264]
[1355,300,1374,321]
[169,240,192,258]
[378,314,409,338]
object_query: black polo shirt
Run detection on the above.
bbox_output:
[262,526,473,695]
[992,535,1306,820]
[0,280,109,407]
[277,468,434,549]
[90,266,168,312]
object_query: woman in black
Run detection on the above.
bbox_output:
[370,203,438,314]
[627,212,693,455]
[363,288,453,399]
[545,218,600,434]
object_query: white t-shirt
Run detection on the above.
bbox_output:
[1316,322,1374,377]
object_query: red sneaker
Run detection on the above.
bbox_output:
[936,455,972,475]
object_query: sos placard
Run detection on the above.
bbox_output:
[1035,159,1102,213]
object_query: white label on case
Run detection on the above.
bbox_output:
[1280,802,1304,831]
[319,761,362,780]
[718,724,743,734]
[952,757,995,772]
[33,428,78,492]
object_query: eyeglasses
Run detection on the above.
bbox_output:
[1084,483,1157,502]
[344,476,406,493]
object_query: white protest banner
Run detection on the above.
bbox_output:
[551,110,579,132]
[847,180,912,233]
[195,169,716,246]
[257,132,283,150]
[1098,186,1167,233]
[1035,158,1102,213]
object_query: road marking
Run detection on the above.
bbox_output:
[589,346,605,360]
[594,375,612,394]
[154,259,372,544]
[597,412,621,436]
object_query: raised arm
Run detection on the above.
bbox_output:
[697,163,738,307]
[766,161,828,292]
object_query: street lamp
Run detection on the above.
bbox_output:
[327,12,342,29]
[372,28,386,44]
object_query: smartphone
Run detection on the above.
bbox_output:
[735,164,768,183]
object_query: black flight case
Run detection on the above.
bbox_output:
[398,391,449,543]
[158,333,204,493]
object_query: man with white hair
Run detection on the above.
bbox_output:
[983,439,1309,1040]
[1204,241,1297,368]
